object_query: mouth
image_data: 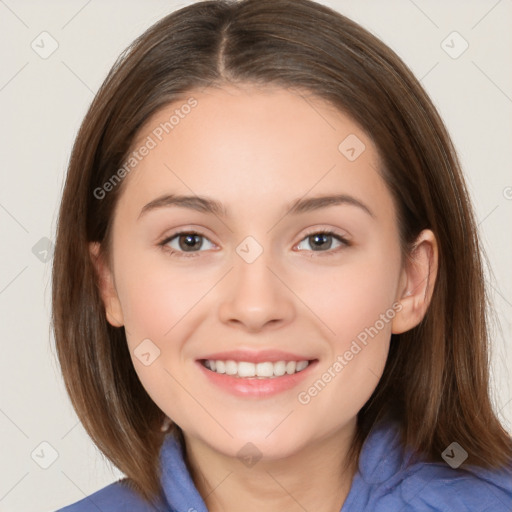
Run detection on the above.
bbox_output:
[199,359,314,379]
[195,351,319,398]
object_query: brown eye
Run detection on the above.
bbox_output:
[296,230,349,254]
[177,233,204,252]
[160,231,215,257]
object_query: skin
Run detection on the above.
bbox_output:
[90,84,438,512]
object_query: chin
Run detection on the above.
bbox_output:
[206,424,308,461]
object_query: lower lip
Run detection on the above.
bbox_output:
[196,360,318,398]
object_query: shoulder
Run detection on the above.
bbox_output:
[394,458,512,511]
[350,418,512,512]
[54,478,168,512]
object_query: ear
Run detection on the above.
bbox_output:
[392,229,438,334]
[89,242,124,327]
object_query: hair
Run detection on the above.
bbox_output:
[51,0,512,506]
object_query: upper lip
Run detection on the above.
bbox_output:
[198,349,316,364]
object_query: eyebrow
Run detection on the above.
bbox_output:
[137,193,375,220]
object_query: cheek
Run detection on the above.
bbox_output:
[300,253,401,346]
[294,248,401,407]
[113,256,212,418]
[115,251,211,343]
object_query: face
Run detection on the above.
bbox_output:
[91,84,425,461]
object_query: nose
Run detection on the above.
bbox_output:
[217,250,296,333]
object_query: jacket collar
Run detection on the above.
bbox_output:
[157,417,405,511]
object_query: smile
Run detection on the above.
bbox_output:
[196,357,318,398]
[201,359,311,378]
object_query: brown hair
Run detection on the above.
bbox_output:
[51,0,512,505]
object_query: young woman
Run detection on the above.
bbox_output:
[52,0,512,510]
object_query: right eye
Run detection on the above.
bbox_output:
[159,231,216,258]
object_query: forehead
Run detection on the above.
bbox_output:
[117,85,393,222]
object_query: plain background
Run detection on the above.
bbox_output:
[0,1,510,511]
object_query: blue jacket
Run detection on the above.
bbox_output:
[56,418,512,511]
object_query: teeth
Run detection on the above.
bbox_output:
[296,360,309,372]
[203,359,311,378]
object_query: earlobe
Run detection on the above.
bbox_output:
[89,242,124,327]
[391,229,438,334]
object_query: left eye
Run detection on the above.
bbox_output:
[159,230,349,258]
[295,231,348,253]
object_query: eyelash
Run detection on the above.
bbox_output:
[158,229,351,259]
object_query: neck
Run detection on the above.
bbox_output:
[182,420,359,512]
